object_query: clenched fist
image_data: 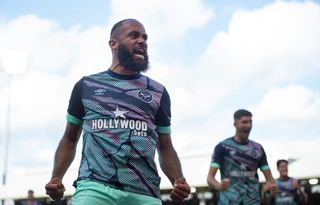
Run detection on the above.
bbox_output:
[170,177,191,201]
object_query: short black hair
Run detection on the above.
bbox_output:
[110,18,139,39]
[233,109,252,120]
[277,159,288,167]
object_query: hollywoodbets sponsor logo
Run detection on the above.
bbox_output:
[229,171,256,177]
[91,106,148,137]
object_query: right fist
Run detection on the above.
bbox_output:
[170,177,191,201]
[265,182,278,196]
[45,177,65,200]
[220,178,230,191]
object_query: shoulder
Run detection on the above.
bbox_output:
[85,71,107,79]
[141,74,166,90]
[222,137,233,143]
[288,177,298,183]
[215,138,232,149]
[72,73,99,86]
[220,137,235,145]
[249,139,264,148]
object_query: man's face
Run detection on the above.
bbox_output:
[28,191,34,200]
[277,162,288,177]
[234,115,252,140]
[115,21,149,72]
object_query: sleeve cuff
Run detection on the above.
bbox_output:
[156,125,171,134]
[260,165,270,171]
[66,113,82,125]
[210,162,220,168]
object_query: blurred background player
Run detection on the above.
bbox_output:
[20,190,41,205]
[207,109,278,205]
[263,159,308,205]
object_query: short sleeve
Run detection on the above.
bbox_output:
[155,87,171,134]
[67,78,85,125]
[210,143,224,168]
[258,146,270,171]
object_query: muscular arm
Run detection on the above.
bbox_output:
[45,122,82,200]
[157,133,183,184]
[157,133,190,201]
[52,122,82,178]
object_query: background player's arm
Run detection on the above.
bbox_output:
[45,122,82,200]
[207,167,220,190]
[262,169,278,195]
[207,143,229,191]
[157,133,190,201]
[261,182,274,204]
[293,179,308,204]
[207,167,229,191]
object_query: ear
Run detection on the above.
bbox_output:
[109,39,117,49]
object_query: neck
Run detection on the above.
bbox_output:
[109,62,139,75]
[234,134,248,143]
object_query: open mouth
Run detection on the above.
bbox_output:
[134,47,145,55]
[243,129,251,133]
[133,48,146,60]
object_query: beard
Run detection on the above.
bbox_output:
[117,44,149,72]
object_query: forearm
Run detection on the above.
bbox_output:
[262,169,279,196]
[51,123,81,179]
[51,137,77,179]
[207,167,221,191]
[207,176,220,191]
[298,188,308,204]
[158,145,183,185]
[263,169,276,184]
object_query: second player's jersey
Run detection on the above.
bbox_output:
[275,177,300,205]
[67,70,171,199]
[210,137,270,204]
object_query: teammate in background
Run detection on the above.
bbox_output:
[45,18,190,205]
[263,159,308,205]
[20,190,41,205]
[207,109,278,205]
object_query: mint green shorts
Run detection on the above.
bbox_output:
[71,180,162,205]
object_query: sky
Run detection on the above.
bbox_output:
[0,0,320,198]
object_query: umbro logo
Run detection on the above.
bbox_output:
[94,88,106,96]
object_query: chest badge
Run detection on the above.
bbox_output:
[138,89,153,103]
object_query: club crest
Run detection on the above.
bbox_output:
[138,89,153,103]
